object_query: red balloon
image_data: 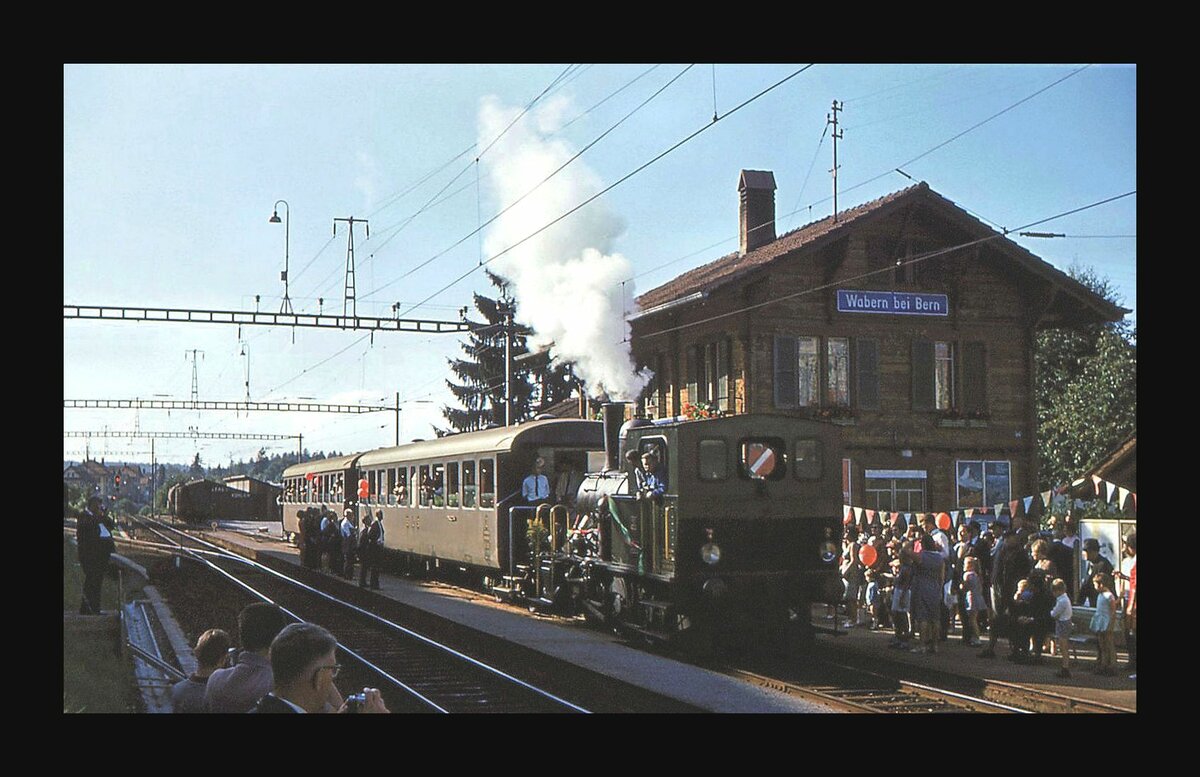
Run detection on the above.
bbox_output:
[305,472,315,481]
[937,512,952,531]
[858,544,877,566]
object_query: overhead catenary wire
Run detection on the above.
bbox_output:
[390,65,816,320]
[362,64,697,303]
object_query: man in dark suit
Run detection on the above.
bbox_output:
[76,495,116,614]
[251,622,388,713]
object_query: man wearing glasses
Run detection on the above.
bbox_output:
[252,623,389,713]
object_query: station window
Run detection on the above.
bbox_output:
[368,470,377,504]
[738,437,786,481]
[864,469,927,513]
[463,460,477,508]
[480,458,495,509]
[446,462,460,508]
[698,439,728,481]
[408,467,417,507]
[418,465,431,507]
[793,439,823,480]
[956,460,1010,509]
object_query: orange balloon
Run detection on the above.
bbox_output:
[937,512,952,531]
[858,544,877,566]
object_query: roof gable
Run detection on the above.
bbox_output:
[634,182,1126,326]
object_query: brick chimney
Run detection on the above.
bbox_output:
[739,169,776,256]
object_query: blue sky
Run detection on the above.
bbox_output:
[63,63,1136,467]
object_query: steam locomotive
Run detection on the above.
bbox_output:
[280,405,843,651]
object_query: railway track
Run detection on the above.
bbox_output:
[127,516,588,713]
[724,662,1029,713]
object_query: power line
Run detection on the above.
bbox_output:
[392,65,816,320]
[362,64,697,302]
[633,190,1136,342]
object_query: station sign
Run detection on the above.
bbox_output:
[836,289,949,316]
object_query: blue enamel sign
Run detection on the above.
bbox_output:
[836,290,949,316]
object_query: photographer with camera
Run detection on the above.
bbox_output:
[252,622,389,713]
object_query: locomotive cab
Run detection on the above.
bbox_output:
[563,408,844,653]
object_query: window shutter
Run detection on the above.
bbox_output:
[686,345,698,407]
[857,338,880,410]
[774,335,798,408]
[912,338,934,411]
[961,341,986,413]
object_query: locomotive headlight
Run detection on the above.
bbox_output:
[701,542,721,565]
[820,541,838,563]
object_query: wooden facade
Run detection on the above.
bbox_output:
[630,174,1126,515]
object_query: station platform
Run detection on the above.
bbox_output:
[191,524,827,713]
[193,523,1136,713]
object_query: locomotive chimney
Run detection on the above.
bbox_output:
[601,402,626,472]
[739,169,777,256]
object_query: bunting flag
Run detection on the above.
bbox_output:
[1091,475,1104,495]
[1024,496,1035,515]
[854,507,864,523]
[1041,490,1053,508]
[1118,487,1130,510]
[994,503,1006,516]
[1132,494,1137,511]
[866,509,876,522]
[1106,481,1118,503]
[965,508,975,520]
[1009,499,1020,517]
[844,506,852,524]
[890,512,900,524]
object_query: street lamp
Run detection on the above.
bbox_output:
[270,200,293,314]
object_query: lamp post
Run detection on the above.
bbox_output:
[269,200,293,315]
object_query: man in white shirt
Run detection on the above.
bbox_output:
[340,509,357,580]
[522,457,550,506]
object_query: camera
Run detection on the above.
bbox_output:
[344,692,367,713]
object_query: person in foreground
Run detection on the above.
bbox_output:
[252,622,389,714]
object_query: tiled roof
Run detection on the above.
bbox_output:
[634,181,1127,325]
[637,184,925,311]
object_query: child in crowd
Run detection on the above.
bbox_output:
[1090,573,1119,675]
[888,544,913,649]
[1049,578,1073,678]
[962,556,984,647]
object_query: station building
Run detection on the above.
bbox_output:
[629,171,1127,515]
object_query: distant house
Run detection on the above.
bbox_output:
[63,459,112,499]
[629,172,1127,514]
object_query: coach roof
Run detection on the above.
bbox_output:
[356,418,603,468]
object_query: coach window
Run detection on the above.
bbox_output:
[447,462,460,508]
[419,465,431,507]
[368,470,377,504]
[480,458,495,509]
[698,439,728,481]
[793,439,823,480]
[463,461,477,508]
[431,463,446,507]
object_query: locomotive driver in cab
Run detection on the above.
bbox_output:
[638,452,666,503]
[522,456,551,506]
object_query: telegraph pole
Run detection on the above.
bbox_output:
[333,217,369,319]
[828,100,843,222]
[503,302,514,427]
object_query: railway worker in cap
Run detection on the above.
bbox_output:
[76,495,117,615]
[252,622,388,713]
[522,456,551,506]
[638,452,666,503]
[359,511,384,590]
[340,508,358,580]
[1077,538,1114,607]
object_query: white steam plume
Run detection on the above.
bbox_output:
[477,95,650,401]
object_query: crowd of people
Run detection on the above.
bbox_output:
[838,512,1137,680]
[171,602,390,713]
[296,506,384,589]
